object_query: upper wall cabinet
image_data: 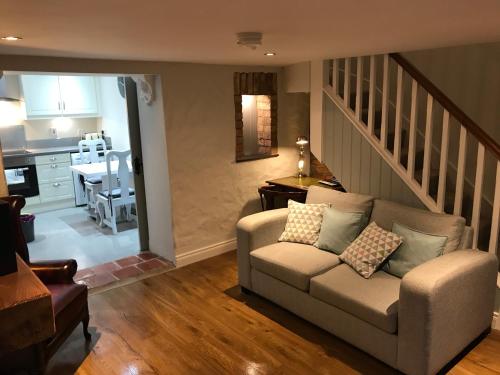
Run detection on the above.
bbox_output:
[21,75,100,118]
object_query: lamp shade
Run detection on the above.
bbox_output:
[296,136,308,146]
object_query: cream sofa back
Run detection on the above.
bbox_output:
[370,199,466,253]
[305,186,375,217]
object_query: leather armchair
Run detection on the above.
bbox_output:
[0,195,90,373]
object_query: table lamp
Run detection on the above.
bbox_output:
[296,136,308,178]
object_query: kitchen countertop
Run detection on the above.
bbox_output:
[3,145,110,158]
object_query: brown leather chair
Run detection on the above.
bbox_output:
[0,195,90,373]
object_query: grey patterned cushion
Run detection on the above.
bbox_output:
[340,222,403,278]
[278,200,328,245]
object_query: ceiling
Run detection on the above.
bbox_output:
[1,0,499,66]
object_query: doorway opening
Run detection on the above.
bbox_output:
[0,72,172,289]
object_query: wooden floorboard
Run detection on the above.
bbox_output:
[46,251,500,375]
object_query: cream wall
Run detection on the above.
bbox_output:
[98,76,130,150]
[23,117,98,140]
[163,63,309,257]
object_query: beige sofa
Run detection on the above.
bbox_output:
[237,186,498,375]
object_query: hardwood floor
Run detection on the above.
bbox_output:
[47,251,500,375]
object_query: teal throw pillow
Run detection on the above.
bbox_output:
[315,206,366,255]
[383,222,447,278]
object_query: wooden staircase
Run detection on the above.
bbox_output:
[321,54,500,269]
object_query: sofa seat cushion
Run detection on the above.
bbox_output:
[250,242,340,291]
[310,264,401,333]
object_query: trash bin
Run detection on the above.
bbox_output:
[20,214,35,243]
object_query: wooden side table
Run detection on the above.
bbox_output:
[266,176,345,192]
[0,255,55,356]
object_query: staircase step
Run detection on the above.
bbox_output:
[400,149,425,171]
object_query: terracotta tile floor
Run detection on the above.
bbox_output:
[75,251,174,290]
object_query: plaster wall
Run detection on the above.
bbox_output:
[98,76,130,151]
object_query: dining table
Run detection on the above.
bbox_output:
[69,160,133,179]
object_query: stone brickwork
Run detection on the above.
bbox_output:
[234,72,277,161]
[256,95,272,154]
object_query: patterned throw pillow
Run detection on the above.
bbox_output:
[339,222,403,278]
[278,200,328,245]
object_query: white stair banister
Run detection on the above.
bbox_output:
[344,57,351,108]
[407,79,418,179]
[394,65,403,164]
[436,110,450,211]
[471,144,485,249]
[489,160,500,254]
[355,57,363,122]
[332,59,339,96]
[380,55,389,148]
[454,126,468,216]
[367,55,376,134]
[422,94,433,195]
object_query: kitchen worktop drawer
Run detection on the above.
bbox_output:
[36,162,72,184]
[35,153,71,165]
[39,181,75,203]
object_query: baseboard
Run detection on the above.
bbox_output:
[175,238,236,268]
[493,312,499,331]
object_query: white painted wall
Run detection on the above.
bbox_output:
[98,76,130,151]
[284,62,310,93]
[310,60,324,160]
[137,76,175,262]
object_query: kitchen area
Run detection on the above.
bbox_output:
[0,72,140,271]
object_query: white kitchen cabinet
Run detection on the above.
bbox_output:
[21,75,62,117]
[21,75,100,118]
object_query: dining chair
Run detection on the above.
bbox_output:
[78,139,107,212]
[95,150,135,234]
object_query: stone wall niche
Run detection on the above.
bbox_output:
[234,72,278,162]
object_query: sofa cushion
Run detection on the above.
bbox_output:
[278,200,328,245]
[250,242,340,291]
[315,206,366,255]
[310,264,401,333]
[306,186,374,217]
[370,199,465,253]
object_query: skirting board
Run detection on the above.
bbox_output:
[175,238,236,268]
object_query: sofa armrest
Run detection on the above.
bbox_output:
[30,259,78,284]
[236,208,288,289]
[397,250,498,375]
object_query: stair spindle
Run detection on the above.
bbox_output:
[355,57,363,122]
[422,94,433,195]
[344,58,351,109]
[407,79,418,179]
[394,65,403,164]
[489,160,500,255]
[380,55,389,148]
[367,56,376,134]
[437,110,450,211]
[332,59,339,96]
[453,126,467,216]
[471,144,485,249]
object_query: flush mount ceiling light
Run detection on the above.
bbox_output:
[236,32,262,50]
[1,36,22,41]
[264,52,276,56]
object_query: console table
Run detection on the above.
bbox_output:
[266,176,345,192]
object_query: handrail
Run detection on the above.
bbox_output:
[390,53,500,160]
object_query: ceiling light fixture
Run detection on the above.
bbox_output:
[264,52,276,56]
[1,36,22,41]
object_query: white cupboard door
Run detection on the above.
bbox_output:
[21,75,62,117]
[59,76,99,116]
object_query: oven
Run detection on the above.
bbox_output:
[4,154,39,198]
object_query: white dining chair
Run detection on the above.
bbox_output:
[96,150,135,234]
[78,139,107,212]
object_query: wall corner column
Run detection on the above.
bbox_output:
[310,59,325,161]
